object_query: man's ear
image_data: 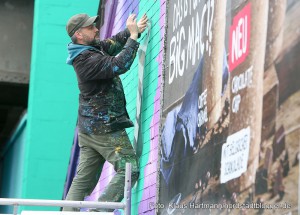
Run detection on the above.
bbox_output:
[75,31,82,40]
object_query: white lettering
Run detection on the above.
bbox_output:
[198,89,207,109]
[221,127,251,183]
[231,14,248,64]
[200,3,206,55]
[168,26,186,84]
[232,94,241,113]
[177,27,186,77]
[168,0,215,84]
[197,89,208,127]
[169,37,176,84]
[231,66,253,94]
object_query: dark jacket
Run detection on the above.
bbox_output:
[66,29,140,134]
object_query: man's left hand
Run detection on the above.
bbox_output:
[137,14,148,33]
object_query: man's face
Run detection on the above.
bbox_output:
[77,24,100,45]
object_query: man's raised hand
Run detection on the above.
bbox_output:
[127,14,139,40]
[137,14,148,34]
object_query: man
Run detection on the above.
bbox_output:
[63,13,148,211]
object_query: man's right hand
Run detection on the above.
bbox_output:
[126,14,139,40]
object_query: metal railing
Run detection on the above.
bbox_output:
[0,163,132,215]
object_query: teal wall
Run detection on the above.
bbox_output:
[23,0,99,211]
[0,114,27,214]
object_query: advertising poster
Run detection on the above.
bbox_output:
[158,0,299,214]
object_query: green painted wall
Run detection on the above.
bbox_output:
[23,0,99,211]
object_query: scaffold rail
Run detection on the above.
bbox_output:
[0,163,132,215]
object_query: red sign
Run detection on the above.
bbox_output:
[229,3,251,72]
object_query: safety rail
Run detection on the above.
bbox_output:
[0,163,132,215]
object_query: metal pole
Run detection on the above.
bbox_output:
[0,198,125,210]
[0,163,133,213]
[124,163,132,215]
[13,204,18,215]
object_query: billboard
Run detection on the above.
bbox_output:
[158,0,299,214]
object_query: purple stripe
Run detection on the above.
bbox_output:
[85,162,116,201]
[99,0,118,39]
[63,127,80,199]
[112,0,140,35]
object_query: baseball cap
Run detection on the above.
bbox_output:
[66,14,99,37]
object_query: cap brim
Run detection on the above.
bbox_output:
[82,15,99,27]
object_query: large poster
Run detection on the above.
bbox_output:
[158,0,299,214]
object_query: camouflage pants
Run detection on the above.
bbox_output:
[63,129,139,211]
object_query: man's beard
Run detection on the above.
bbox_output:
[86,38,100,46]
[89,38,100,46]
[82,34,100,46]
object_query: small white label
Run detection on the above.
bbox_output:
[220,127,250,183]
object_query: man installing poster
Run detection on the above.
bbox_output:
[63,13,148,212]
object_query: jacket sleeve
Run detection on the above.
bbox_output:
[97,29,131,56]
[96,29,141,56]
[74,38,139,81]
